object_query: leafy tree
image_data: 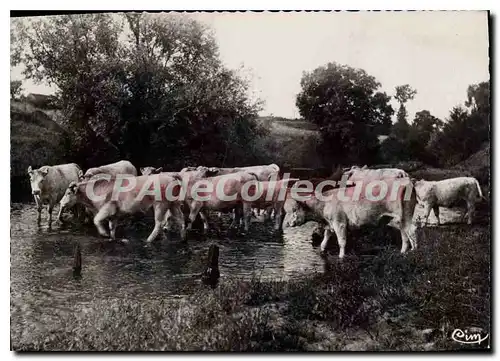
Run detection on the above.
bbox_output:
[10,80,22,100]
[296,62,393,165]
[406,110,443,165]
[427,81,490,167]
[392,84,417,139]
[12,13,263,170]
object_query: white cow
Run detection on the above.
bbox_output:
[284,178,418,258]
[83,160,137,180]
[344,165,409,183]
[27,163,82,227]
[59,173,184,243]
[413,177,484,225]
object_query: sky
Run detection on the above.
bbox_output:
[11,11,490,122]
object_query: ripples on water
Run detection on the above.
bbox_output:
[11,203,327,331]
[11,202,464,343]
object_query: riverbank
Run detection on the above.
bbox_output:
[12,221,490,351]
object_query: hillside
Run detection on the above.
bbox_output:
[10,97,68,201]
[257,117,323,170]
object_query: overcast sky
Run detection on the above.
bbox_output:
[11,11,489,121]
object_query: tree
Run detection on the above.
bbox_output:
[296,62,394,165]
[427,81,490,167]
[406,110,443,164]
[392,84,417,139]
[12,13,263,169]
[10,80,22,100]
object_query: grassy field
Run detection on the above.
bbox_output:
[12,219,490,351]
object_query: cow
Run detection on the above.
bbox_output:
[241,178,300,231]
[196,164,281,218]
[83,160,137,180]
[283,177,418,259]
[27,163,82,227]
[343,165,409,183]
[180,171,261,240]
[413,177,484,225]
[58,173,184,243]
[204,164,280,181]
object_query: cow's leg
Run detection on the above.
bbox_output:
[264,207,273,222]
[230,206,242,229]
[243,203,253,232]
[146,202,168,243]
[33,196,42,226]
[331,222,347,259]
[93,202,116,238]
[108,219,117,240]
[421,204,432,226]
[47,203,55,229]
[319,228,332,258]
[432,205,440,226]
[400,227,410,254]
[199,210,210,233]
[466,200,475,225]
[182,202,202,241]
[273,206,283,231]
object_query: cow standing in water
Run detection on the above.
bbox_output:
[59,173,184,243]
[413,177,484,225]
[284,178,418,258]
[27,163,82,227]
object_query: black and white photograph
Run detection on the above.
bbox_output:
[9,10,491,351]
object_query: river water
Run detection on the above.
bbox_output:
[10,201,464,347]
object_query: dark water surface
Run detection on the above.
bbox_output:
[11,203,325,333]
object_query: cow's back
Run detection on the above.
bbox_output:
[48,163,82,202]
[433,177,479,206]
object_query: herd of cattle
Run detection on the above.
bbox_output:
[26,160,484,258]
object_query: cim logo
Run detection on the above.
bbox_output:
[451,328,489,346]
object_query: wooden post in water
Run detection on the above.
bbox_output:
[202,244,220,288]
[73,241,82,278]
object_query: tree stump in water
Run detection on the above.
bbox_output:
[202,244,220,288]
[73,241,82,278]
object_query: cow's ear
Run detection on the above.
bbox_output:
[69,182,78,194]
[156,167,163,173]
[27,166,33,174]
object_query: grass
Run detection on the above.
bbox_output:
[11,220,490,351]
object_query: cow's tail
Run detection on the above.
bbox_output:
[474,178,485,200]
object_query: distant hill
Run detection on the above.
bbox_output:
[256,116,323,170]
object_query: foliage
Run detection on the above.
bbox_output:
[381,81,489,167]
[10,80,22,100]
[296,62,394,166]
[392,84,417,140]
[12,13,263,170]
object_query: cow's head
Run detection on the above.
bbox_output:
[27,165,49,196]
[140,166,163,176]
[60,181,79,210]
[283,197,307,227]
